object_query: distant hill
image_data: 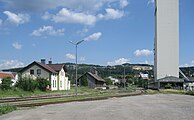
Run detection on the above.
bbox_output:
[65,63,154,83]
[1,67,23,73]
[180,67,194,77]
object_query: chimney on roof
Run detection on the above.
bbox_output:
[41,59,46,64]
[48,60,52,64]
[48,58,52,64]
[90,67,98,75]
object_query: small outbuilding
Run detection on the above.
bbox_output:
[78,72,106,88]
[149,76,184,90]
[157,76,184,89]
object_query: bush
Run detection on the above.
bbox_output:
[37,78,50,91]
[0,104,16,115]
[164,83,173,89]
[1,77,13,90]
[80,79,88,86]
[16,77,37,92]
[104,78,112,85]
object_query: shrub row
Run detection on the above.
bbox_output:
[0,104,16,115]
[0,77,50,92]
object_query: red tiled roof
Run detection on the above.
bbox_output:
[19,61,66,74]
[35,62,57,73]
[0,72,14,79]
[47,64,65,72]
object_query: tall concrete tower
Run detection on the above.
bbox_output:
[154,0,179,80]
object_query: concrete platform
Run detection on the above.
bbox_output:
[1,94,194,120]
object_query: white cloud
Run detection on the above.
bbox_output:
[66,53,76,60]
[51,8,97,26]
[119,0,129,8]
[12,42,22,50]
[84,32,102,41]
[147,0,155,6]
[99,8,124,20]
[180,61,194,67]
[43,8,125,26]
[31,26,65,37]
[180,64,189,67]
[192,61,194,65]
[0,0,123,12]
[134,49,153,57]
[77,28,89,36]
[41,12,51,20]
[139,60,153,65]
[0,19,2,26]
[3,11,30,25]
[80,57,86,61]
[0,60,24,69]
[107,58,130,66]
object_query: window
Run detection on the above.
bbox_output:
[60,81,62,88]
[37,69,41,75]
[30,69,34,75]
[53,80,55,88]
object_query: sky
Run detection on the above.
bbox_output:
[0,0,193,69]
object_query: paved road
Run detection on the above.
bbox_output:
[1,94,194,120]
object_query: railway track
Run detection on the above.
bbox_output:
[0,93,84,103]
[15,92,143,107]
[0,90,143,107]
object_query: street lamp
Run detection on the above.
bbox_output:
[69,40,84,96]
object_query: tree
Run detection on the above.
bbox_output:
[16,77,37,92]
[1,77,13,90]
[104,78,112,85]
[37,78,50,91]
[80,75,88,86]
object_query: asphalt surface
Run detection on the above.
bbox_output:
[1,94,194,120]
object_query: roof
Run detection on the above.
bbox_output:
[0,72,14,79]
[157,76,184,83]
[47,64,67,72]
[87,72,105,82]
[36,62,57,73]
[19,61,67,74]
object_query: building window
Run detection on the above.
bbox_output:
[37,69,41,75]
[53,80,55,88]
[60,81,62,88]
[55,80,57,88]
[30,69,34,75]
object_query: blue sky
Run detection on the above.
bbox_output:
[0,0,193,69]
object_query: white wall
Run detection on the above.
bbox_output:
[155,0,179,80]
[58,68,70,90]
[51,74,58,91]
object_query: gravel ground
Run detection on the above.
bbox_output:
[1,94,194,120]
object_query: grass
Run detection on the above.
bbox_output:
[146,89,186,95]
[0,88,75,98]
[12,92,132,106]
[0,86,136,98]
[0,104,16,115]
[186,91,194,96]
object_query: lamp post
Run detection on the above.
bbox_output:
[69,40,84,96]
